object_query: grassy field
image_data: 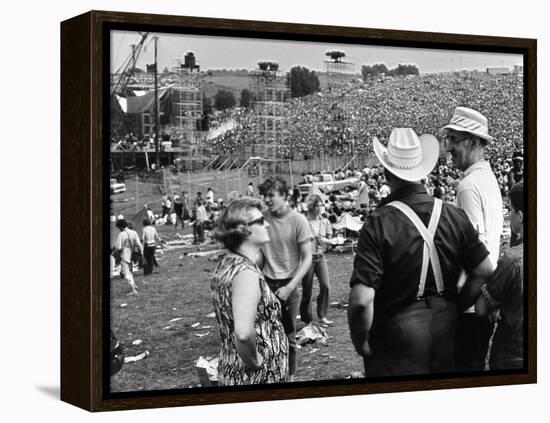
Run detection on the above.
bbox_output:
[110,225,363,392]
[110,180,511,392]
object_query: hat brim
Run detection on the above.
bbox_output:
[442,124,494,142]
[374,134,440,182]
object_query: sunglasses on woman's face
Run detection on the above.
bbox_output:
[247,216,265,226]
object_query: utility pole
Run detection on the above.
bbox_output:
[154,36,160,169]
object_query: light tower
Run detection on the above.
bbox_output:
[323,50,356,158]
[171,52,203,147]
[249,60,290,160]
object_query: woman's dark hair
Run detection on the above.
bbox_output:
[214,197,264,252]
[142,218,151,227]
[115,219,127,230]
[508,182,524,212]
[258,176,287,197]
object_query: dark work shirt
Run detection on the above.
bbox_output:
[350,183,489,319]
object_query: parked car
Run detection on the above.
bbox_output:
[110,178,126,194]
[298,173,359,195]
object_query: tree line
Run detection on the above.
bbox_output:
[202,63,420,127]
[361,63,420,79]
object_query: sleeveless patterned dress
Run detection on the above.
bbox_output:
[211,254,289,385]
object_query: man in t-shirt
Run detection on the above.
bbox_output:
[259,176,313,381]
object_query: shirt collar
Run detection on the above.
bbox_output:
[379,183,427,207]
[463,159,490,177]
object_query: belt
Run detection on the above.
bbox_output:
[416,292,445,307]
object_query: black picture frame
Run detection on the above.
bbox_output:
[61,10,537,411]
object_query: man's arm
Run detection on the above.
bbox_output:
[457,255,495,312]
[348,284,375,357]
[275,240,312,301]
[456,188,485,241]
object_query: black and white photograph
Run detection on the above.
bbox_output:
[107,27,528,394]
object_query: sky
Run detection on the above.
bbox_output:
[111,30,523,75]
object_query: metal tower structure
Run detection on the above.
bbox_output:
[171,52,203,148]
[324,50,355,95]
[324,51,356,158]
[249,61,290,159]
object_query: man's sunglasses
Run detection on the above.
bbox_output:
[247,216,265,226]
[445,133,470,146]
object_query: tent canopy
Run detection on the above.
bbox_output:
[332,212,363,232]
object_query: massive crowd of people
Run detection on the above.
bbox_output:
[111,73,526,385]
[110,72,523,170]
[209,72,523,163]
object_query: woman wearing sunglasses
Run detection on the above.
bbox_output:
[211,197,288,385]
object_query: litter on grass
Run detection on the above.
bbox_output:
[195,356,219,386]
[124,350,149,363]
[296,324,328,346]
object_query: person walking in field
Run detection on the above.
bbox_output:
[114,218,143,295]
[141,218,162,275]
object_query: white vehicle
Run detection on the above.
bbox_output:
[110,178,126,194]
[298,173,359,196]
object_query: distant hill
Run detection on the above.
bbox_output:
[202,70,362,101]
[203,74,250,100]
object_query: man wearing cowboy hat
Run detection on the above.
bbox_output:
[348,128,495,377]
[443,106,504,372]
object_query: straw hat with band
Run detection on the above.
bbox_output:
[443,106,493,143]
[374,128,440,182]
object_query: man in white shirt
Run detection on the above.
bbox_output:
[206,187,215,206]
[114,219,143,295]
[443,106,504,372]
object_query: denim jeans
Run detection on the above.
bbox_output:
[120,260,137,291]
[300,254,331,323]
[143,245,157,275]
[365,296,457,378]
[455,313,492,372]
[265,277,299,377]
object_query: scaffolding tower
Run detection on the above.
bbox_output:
[249,61,290,159]
[171,52,203,147]
[324,50,356,95]
[323,51,356,158]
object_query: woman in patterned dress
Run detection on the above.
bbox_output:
[211,197,288,385]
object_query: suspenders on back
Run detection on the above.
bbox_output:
[387,198,444,298]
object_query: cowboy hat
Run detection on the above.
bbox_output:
[374,128,439,182]
[443,106,493,142]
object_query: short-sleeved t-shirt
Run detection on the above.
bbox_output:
[262,209,312,280]
[456,160,503,268]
